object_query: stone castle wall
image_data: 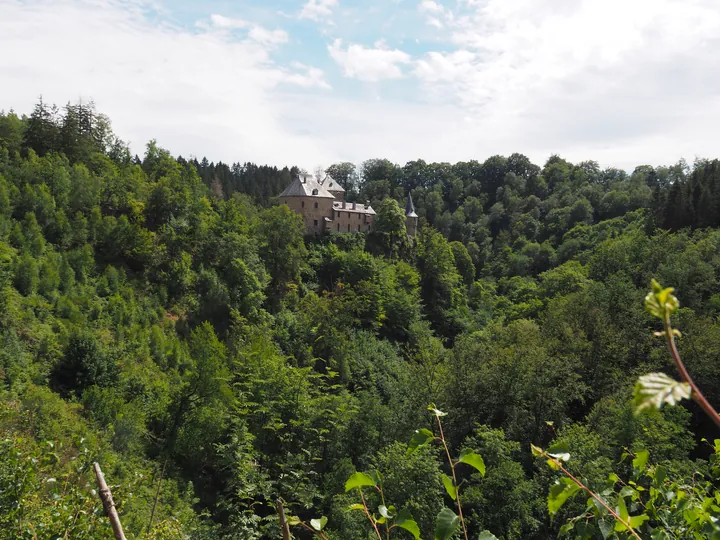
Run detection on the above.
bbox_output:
[283,196,334,234]
[332,206,374,234]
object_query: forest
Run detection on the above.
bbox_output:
[1,99,720,539]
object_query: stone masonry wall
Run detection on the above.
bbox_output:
[283,196,333,234]
[405,216,418,237]
[332,206,373,234]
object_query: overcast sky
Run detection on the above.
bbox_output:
[2,0,719,172]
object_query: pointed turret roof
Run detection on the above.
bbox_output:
[405,193,418,218]
[279,174,335,199]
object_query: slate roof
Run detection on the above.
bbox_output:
[320,175,346,193]
[279,175,335,199]
[333,201,376,215]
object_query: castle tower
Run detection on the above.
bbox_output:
[279,173,334,235]
[405,192,418,237]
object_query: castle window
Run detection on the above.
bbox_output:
[358,213,361,220]
[314,219,318,226]
[358,225,361,231]
[314,202,318,209]
[337,223,340,231]
[302,201,305,208]
[312,189,318,195]
[347,224,350,232]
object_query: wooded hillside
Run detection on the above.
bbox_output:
[2,100,720,539]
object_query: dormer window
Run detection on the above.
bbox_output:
[312,189,318,195]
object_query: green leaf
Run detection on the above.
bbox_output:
[395,509,421,540]
[546,458,561,471]
[287,516,301,526]
[632,450,649,472]
[546,441,571,463]
[530,444,544,457]
[548,477,581,515]
[598,517,613,539]
[441,474,457,501]
[614,496,630,531]
[629,514,649,529]
[645,280,679,319]
[345,472,376,492]
[435,507,460,540]
[652,465,667,488]
[427,403,447,417]
[458,449,486,477]
[408,428,435,453]
[613,499,648,533]
[633,372,691,414]
[347,503,365,511]
[378,505,393,519]
[478,532,499,540]
[310,516,328,531]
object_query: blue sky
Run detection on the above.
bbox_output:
[2,0,720,171]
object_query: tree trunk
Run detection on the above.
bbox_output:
[93,462,127,540]
[277,498,291,540]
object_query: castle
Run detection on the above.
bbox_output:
[279,173,418,236]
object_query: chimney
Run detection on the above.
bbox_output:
[352,202,357,210]
[366,200,370,209]
[342,201,346,209]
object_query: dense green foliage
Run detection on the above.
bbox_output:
[2,100,720,538]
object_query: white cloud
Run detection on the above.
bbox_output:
[425,17,444,29]
[438,0,720,108]
[205,13,288,48]
[0,0,331,169]
[410,0,720,164]
[328,39,411,82]
[2,0,720,173]
[286,63,332,90]
[418,0,450,27]
[248,26,289,46]
[208,14,250,29]
[299,0,338,21]
[419,0,444,13]
[414,50,475,83]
